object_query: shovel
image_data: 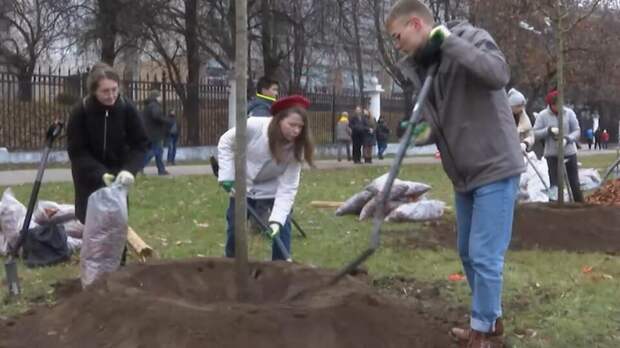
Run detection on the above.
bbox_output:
[286,64,439,301]
[209,156,307,238]
[209,156,292,261]
[5,122,63,298]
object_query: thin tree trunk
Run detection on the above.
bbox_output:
[98,0,119,65]
[555,2,566,204]
[352,1,365,105]
[184,0,201,145]
[234,0,249,302]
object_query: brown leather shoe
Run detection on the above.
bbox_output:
[450,318,504,342]
[467,330,504,348]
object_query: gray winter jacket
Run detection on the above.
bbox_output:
[143,98,172,143]
[399,20,524,192]
[532,106,580,157]
[335,121,352,142]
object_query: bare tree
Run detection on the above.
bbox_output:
[142,0,202,145]
[0,0,75,101]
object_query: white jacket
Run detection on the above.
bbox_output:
[217,117,301,225]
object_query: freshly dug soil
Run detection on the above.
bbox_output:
[392,203,620,254]
[1,258,457,348]
[512,203,620,253]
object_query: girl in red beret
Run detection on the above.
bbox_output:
[217,95,314,260]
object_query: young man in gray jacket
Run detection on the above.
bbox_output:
[386,1,524,347]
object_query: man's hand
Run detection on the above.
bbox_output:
[115,170,135,186]
[400,121,432,146]
[430,25,451,43]
[268,222,281,239]
[415,25,451,68]
[520,142,528,153]
[102,173,115,186]
[220,180,234,193]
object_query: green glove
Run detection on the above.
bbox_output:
[102,173,115,186]
[400,121,432,146]
[429,25,451,45]
[268,222,281,239]
[220,180,234,193]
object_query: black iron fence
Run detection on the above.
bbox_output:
[0,69,406,151]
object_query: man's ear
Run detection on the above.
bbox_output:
[409,15,423,30]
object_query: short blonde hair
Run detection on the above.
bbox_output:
[386,0,434,28]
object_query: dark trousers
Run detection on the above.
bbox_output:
[336,140,351,161]
[377,141,388,159]
[167,134,178,164]
[546,155,584,202]
[144,141,167,174]
[225,197,292,261]
[351,136,363,163]
[363,144,374,162]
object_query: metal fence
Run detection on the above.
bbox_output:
[0,69,406,151]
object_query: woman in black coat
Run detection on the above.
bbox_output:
[362,109,377,163]
[67,63,148,223]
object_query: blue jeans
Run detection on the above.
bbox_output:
[225,197,292,261]
[455,175,519,333]
[144,141,166,174]
[167,134,178,164]
[377,142,388,158]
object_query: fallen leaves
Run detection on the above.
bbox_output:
[586,179,620,205]
[448,273,466,282]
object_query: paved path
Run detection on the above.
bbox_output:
[1,149,616,186]
[0,157,442,186]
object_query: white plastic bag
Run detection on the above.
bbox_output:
[366,173,431,200]
[335,190,374,216]
[0,188,30,255]
[80,184,129,287]
[358,198,403,221]
[519,154,550,203]
[579,168,601,191]
[385,200,446,222]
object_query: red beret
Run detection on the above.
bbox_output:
[270,95,311,115]
[545,90,559,106]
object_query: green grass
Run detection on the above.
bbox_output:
[1,157,620,347]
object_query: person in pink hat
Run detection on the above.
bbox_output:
[217,95,315,260]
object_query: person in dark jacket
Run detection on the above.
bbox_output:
[247,76,279,117]
[143,90,172,175]
[375,116,391,159]
[387,2,524,346]
[362,109,377,163]
[166,111,179,165]
[67,62,148,224]
[349,105,365,163]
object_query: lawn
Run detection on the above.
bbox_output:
[1,156,619,347]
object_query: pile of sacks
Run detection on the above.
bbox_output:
[335,174,445,222]
[0,188,83,256]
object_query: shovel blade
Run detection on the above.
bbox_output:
[4,258,21,297]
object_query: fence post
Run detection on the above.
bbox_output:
[331,84,336,143]
[162,71,167,114]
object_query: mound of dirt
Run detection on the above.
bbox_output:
[1,258,457,348]
[512,203,620,253]
[392,203,620,254]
